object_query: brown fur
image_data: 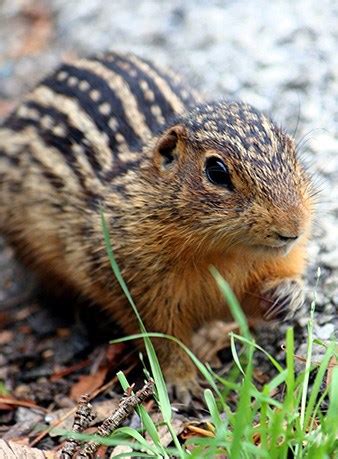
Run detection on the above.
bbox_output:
[0,52,314,396]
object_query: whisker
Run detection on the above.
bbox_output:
[291,94,302,140]
[295,127,328,153]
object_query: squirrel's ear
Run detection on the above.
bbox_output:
[155,125,187,169]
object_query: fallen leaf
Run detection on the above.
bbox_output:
[70,368,108,401]
[0,439,55,458]
[111,444,133,457]
[193,320,239,364]
[180,421,216,440]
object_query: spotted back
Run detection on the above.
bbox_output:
[1,51,200,189]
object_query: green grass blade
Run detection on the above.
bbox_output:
[210,266,251,341]
[259,385,270,453]
[285,327,295,411]
[116,426,159,454]
[111,332,220,396]
[326,366,338,438]
[229,346,254,459]
[299,267,321,436]
[204,388,224,430]
[299,292,316,432]
[100,211,172,421]
[230,333,245,375]
[308,386,330,435]
[101,210,186,457]
[230,333,284,373]
[101,210,143,328]
[264,369,288,394]
[56,429,154,450]
[304,341,336,429]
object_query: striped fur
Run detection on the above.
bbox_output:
[1,52,199,187]
[0,51,313,398]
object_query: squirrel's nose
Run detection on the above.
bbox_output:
[276,233,299,242]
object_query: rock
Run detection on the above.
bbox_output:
[314,323,335,340]
[332,294,338,307]
[321,252,338,270]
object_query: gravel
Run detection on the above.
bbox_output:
[0,0,337,354]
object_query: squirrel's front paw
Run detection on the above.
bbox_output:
[261,277,305,321]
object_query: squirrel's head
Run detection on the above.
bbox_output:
[149,101,314,257]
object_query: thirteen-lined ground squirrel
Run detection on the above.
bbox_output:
[0,51,314,401]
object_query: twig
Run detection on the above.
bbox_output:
[59,395,96,459]
[77,379,154,458]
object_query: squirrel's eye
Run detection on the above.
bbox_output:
[205,157,234,190]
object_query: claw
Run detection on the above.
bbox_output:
[264,294,290,320]
[262,278,305,321]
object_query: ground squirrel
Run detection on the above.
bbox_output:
[0,51,314,401]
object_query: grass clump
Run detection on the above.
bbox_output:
[62,212,338,458]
